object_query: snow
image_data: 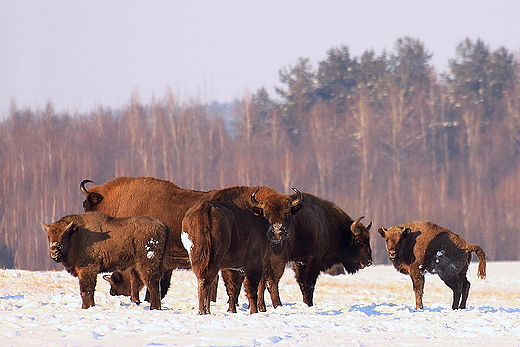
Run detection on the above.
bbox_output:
[0,262,519,346]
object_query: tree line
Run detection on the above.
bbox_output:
[1,37,519,270]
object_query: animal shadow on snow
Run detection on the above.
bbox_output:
[348,302,445,316]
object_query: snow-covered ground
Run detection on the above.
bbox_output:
[0,262,519,346]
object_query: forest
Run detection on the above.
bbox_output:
[1,37,519,270]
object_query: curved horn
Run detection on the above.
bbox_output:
[80,179,94,196]
[291,188,303,206]
[251,189,261,206]
[350,216,365,234]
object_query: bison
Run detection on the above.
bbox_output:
[80,177,211,301]
[378,221,486,310]
[42,211,169,310]
[226,192,373,310]
[182,185,302,314]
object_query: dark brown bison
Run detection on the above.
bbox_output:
[182,185,302,315]
[378,221,486,310]
[42,211,169,310]
[265,193,372,308]
[80,177,210,301]
[224,192,373,310]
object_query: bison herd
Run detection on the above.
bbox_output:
[41,176,486,314]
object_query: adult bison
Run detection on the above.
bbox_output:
[80,177,209,300]
[260,193,372,307]
[226,192,373,310]
[378,221,486,310]
[42,211,169,310]
[182,185,302,315]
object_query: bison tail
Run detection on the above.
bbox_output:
[183,203,213,271]
[467,244,486,280]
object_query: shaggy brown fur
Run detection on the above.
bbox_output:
[378,221,486,310]
[81,177,211,301]
[261,193,372,307]
[230,192,373,309]
[182,186,302,315]
[42,211,169,310]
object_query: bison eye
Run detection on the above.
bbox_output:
[252,207,264,217]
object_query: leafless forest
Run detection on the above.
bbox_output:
[2,38,519,270]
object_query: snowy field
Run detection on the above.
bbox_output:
[0,262,519,347]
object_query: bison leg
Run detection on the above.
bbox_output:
[409,267,425,310]
[160,269,173,300]
[210,274,219,303]
[144,268,172,302]
[243,271,262,314]
[292,262,319,307]
[262,257,285,310]
[221,269,243,313]
[128,268,142,305]
[77,268,97,309]
[142,278,162,310]
[197,274,217,315]
[440,274,464,310]
[458,269,471,309]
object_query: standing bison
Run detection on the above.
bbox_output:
[256,192,373,309]
[378,221,486,310]
[80,177,210,301]
[42,211,169,310]
[182,186,302,315]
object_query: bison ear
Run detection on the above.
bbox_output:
[102,274,113,284]
[63,221,75,238]
[83,192,104,211]
[377,227,387,238]
[402,227,412,238]
[252,206,264,217]
[41,222,50,232]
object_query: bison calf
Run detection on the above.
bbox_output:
[378,221,486,310]
[42,211,169,310]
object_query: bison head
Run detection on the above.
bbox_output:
[251,187,303,245]
[80,179,104,211]
[378,225,411,262]
[41,220,75,263]
[103,271,132,297]
[344,216,373,272]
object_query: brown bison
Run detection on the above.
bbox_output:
[224,192,373,310]
[42,211,169,310]
[378,221,486,310]
[80,177,210,301]
[261,193,372,308]
[182,185,302,315]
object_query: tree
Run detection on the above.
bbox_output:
[276,57,316,137]
[315,45,359,107]
[444,38,518,118]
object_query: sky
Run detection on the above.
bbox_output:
[2,1,520,116]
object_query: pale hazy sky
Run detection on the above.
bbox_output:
[2,1,519,115]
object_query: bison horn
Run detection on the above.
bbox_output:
[80,179,94,196]
[251,189,261,206]
[291,188,303,206]
[350,216,365,234]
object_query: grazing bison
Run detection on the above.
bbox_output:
[42,211,169,310]
[378,221,486,310]
[80,177,211,301]
[227,192,373,310]
[182,185,302,315]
